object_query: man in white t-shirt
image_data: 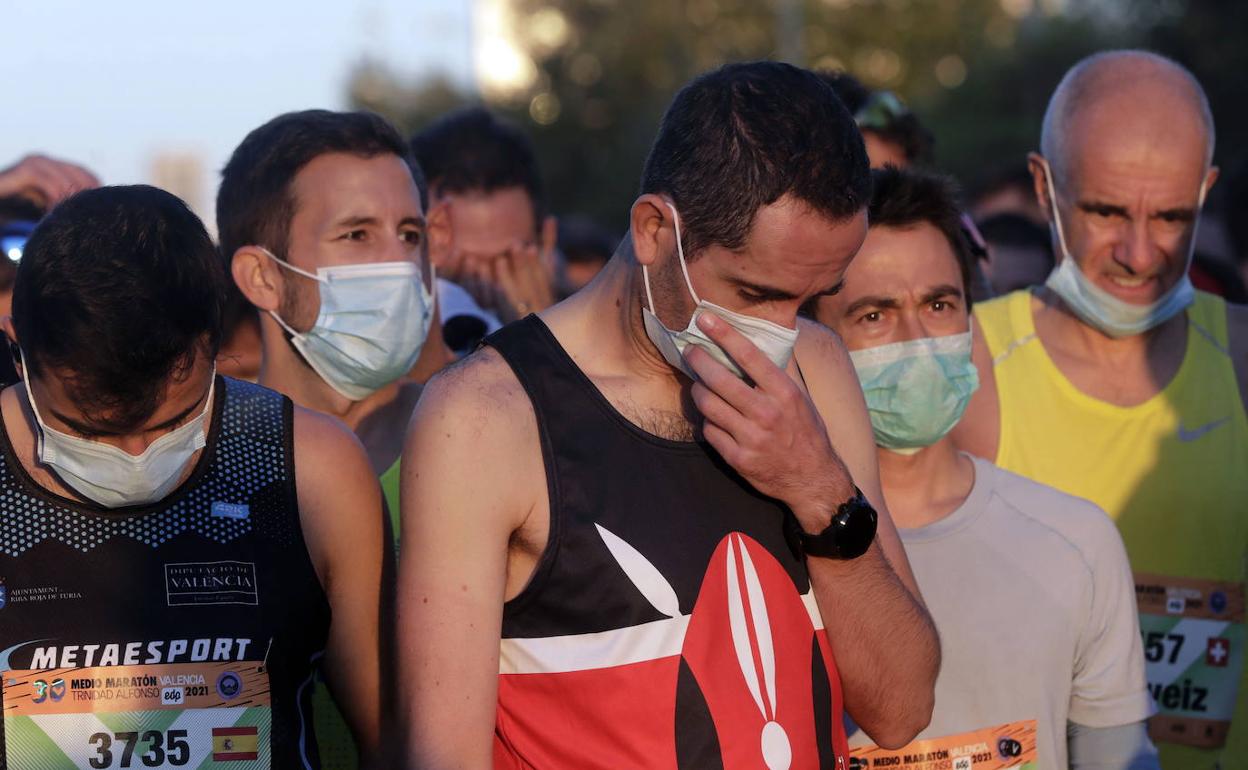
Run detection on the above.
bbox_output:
[811,165,1158,770]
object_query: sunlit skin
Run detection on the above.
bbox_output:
[645,195,864,338]
[814,222,976,529]
[231,151,452,471]
[1034,97,1213,308]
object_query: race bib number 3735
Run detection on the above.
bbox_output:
[3,662,270,769]
[1135,573,1246,749]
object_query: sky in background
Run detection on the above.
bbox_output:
[2,0,473,226]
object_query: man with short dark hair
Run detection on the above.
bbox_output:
[399,61,938,769]
[812,167,1157,770]
[219,109,449,767]
[219,108,451,524]
[412,107,557,342]
[0,186,388,769]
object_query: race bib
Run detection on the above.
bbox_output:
[3,661,270,768]
[851,720,1037,769]
[1135,573,1245,749]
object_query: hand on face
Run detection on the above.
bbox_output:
[685,312,854,531]
[461,241,555,323]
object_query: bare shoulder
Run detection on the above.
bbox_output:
[291,405,384,587]
[795,317,853,369]
[293,405,373,482]
[412,345,534,440]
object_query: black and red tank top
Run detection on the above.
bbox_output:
[0,376,331,769]
[488,317,849,770]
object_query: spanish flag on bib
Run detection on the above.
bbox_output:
[213,726,260,761]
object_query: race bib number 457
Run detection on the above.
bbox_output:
[1135,573,1246,749]
[3,662,270,769]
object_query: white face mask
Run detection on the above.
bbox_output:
[263,249,436,400]
[641,202,799,380]
[1040,158,1206,338]
[23,368,214,509]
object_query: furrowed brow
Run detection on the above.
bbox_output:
[920,284,964,304]
[844,295,900,316]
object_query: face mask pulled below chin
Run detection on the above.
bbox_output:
[23,369,214,508]
[641,203,799,380]
[850,332,979,452]
[1040,158,1205,338]
[264,249,436,401]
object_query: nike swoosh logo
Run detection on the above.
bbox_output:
[1178,417,1231,442]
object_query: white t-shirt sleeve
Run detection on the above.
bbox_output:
[1068,504,1157,727]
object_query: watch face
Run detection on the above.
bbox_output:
[801,490,878,560]
[833,495,878,559]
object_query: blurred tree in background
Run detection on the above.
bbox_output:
[350,0,1248,232]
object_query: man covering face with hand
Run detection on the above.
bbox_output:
[398,62,939,769]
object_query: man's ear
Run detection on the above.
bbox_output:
[1203,166,1221,199]
[231,246,284,313]
[426,198,455,271]
[539,214,559,271]
[426,198,454,273]
[1027,152,1054,222]
[630,194,675,269]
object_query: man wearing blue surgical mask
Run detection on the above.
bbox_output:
[398,62,939,769]
[813,166,1157,770]
[218,109,454,767]
[951,52,1248,769]
[0,186,389,769]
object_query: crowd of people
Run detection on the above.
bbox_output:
[0,47,1242,770]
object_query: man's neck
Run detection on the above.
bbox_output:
[256,324,400,433]
[1036,286,1187,364]
[543,249,699,440]
[876,437,976,530]
[1032,287,1188,405]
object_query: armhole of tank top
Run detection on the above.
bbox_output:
[1195,292,1248,431]
[280,394,330,615]
[488,334,564,619]
[990,290,1037,469]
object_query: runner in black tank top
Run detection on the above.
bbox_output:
[0,376,330,769]
[0,186,390,769]
[488,317,849,768]
[398,62,939,768]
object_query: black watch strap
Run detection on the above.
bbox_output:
[794,486,878,560]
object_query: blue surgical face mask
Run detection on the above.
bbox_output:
[263,250,436,401]
[850,331,980,453]
[1040,158,1206,338]
[641,202,799,380]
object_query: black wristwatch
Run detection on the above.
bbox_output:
[792,487,878,560]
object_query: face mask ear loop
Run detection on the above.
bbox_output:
[1041,159,1076,265]
[257,246,326,284]
[19,364,50,456]
[663,202,701,305]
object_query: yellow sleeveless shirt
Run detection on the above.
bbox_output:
[976,289,1248,769]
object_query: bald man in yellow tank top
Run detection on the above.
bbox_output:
[953,51,1248,770]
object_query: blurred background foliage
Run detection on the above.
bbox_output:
[349,0,1247,230]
